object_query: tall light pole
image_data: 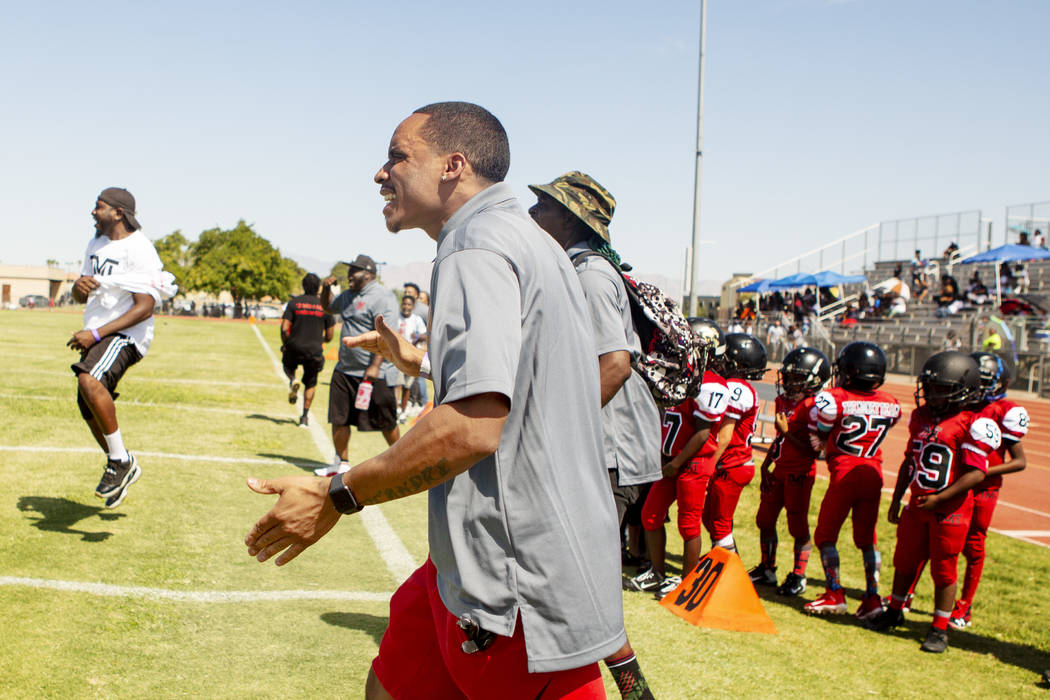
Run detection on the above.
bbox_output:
[687,0,707,316]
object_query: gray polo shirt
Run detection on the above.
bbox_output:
[569,242,661,486]
[331,280,398,384]
[428,183,625,673]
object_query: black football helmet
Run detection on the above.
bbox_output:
[834,341,886,391]
[687,317,726,365]
[970,352,1011,402]
[778,347,832,400]
[721,333,768,380]
[916,351,982,416]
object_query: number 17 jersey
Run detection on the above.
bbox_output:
[812,386,901,476]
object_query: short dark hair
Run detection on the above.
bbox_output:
[403,282,420,293]
[302,273,321,295]
[413,101,510,183]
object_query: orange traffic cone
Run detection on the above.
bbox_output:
[659,546,777,634]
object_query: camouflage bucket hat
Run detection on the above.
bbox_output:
[528,171,616,242]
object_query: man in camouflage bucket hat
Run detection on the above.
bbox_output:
[530,172,660,700]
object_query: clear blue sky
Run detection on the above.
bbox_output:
[3,0,1048,284]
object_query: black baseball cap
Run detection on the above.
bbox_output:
[343,254,377,273]
[98,187,141,231]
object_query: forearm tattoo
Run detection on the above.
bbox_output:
[361,458,452,504]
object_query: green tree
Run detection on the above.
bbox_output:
[183,220,302,304]
[153,230,192,285]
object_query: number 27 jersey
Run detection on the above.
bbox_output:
[812,387,901,474]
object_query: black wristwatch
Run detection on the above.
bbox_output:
[328,474,363,514]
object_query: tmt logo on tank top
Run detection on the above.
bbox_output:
[90,255,120,275]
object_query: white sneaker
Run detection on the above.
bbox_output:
[336,462,350,474]
[658,575,683,596]
[314,465,338,477]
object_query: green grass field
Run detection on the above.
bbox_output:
[1,309,1048,698]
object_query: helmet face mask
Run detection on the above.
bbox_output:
[687,317,726,369]
[835,341,887,392]
[915,351,981,417]
[970,351,1010,401]
[777,347,831,400]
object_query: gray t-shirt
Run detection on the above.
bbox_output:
[331,280,398,384]
[569,242,661,486]
[427,183,626,673]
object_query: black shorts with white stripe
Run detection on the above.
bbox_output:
[71,333,142,420]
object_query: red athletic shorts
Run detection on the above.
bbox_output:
[812,465,882,549]
[702,462,756,541]
[641,458,714,540]
[371,559,606,700]
[755,469,815,540]
[893,497,973,588]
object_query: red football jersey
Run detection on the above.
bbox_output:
[770,394,819,475]
[976,398,1029,489]
[812,386,901,475]
[661,371,728,458]
[718,378,760,468]
[906,406,1001,513]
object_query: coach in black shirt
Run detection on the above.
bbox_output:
[282,273,335,427]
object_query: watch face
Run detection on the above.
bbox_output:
[329,474,361,514]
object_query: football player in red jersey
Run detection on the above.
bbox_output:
[948,352,1028,629]
[703,333,767,554]
[749,347,831,596]
[870,352,1001,653]
[803,342,901,620]
[628,319,728,596]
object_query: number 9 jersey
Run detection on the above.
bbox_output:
[906,406,1002,513]
[812,386,902,475]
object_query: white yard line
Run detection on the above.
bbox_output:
[0,393,274,417]
[16,368,275,388]
[0,445,319,468]
[0,576,391,603]
[250,323,417,582]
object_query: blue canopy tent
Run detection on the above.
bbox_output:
[738,278,776,293]
[960,244,1050,306]
[769,270,866,289]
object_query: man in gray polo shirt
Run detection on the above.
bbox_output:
[245,102,624,698]
[316,254,400,477]
[530,171,660,700]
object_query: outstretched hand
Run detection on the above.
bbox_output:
[342,314,423,376]
[244,475,341,566]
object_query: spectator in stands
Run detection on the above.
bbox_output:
[913,274,930,303]
[893,263,903,279]
[840,302,859,326]
[941,329,962,352]
[1015,262,1030,293]
[887,292,907,317]
[856,291,871,318]
[789,324,804,349]
[744,299,757,320]
[1019,231,1031,246]
[999,263,1016,293]
[802,288,817,313]
[1035,229,1047,249]
[767,319,788,358]
[910,250,926,287]
[943,241,959,259]
[936,274,959,307]
[967,272,989,305]
[728,318,745,334]
[771,291,785,312]
[982,324,1002,352]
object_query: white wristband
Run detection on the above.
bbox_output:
[419,351,431,379]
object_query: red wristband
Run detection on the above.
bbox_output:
[90,328,101,342]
